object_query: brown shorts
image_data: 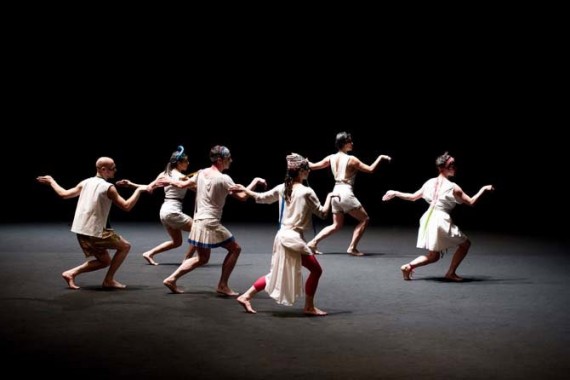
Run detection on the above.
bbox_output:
[77,229,123,257]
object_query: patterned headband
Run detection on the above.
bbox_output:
[445,156,455,168]
[286,153,308,170]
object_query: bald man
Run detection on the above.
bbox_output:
[37,156,151,289]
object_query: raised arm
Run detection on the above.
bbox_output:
[453,184,494,206]
[352,154,391,174]
[308,155,331,170]
[382,187,423,202]
[36,175,82,199]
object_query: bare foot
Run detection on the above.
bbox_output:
[143,253,158,266]
[401,264,414,280]
[307,241,322,255]
[347,248,364,257]
[62,271,79,290]
[163,278,184,294]
[444,273,464,282]
[304,307,328,317]
[237,295,257,314]
[216,287,240,297]
[102,280,127,289]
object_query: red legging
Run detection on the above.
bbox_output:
[253,254,322,296]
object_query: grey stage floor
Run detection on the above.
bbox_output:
[1,223,568,379]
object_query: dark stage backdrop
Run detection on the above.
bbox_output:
[4,20,564,238]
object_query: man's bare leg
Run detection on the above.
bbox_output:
[217,243,240,297]
[163,252,208,294]
[102,246,130,289]
[62,258,108,289]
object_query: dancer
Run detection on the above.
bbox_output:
[308,131,391,256]
[37,157,151,289]
[120,145,197,265]
[382,152,494,281]
[162,145,266,296]
[231,153,339,316]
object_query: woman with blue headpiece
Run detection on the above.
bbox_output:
[120,145,197,265]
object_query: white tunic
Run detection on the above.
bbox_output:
[252,183,328,306]
[71,176,113,238]
[416,176,467,251]
[330,152,361,213]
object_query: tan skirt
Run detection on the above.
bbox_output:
[188,218,234,248]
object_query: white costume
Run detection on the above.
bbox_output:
[71,176,113,238]
[160,169,191,229]
[417,176,467,252]
[329,152,361,213]
[187,168,236,248]
[252,183,328,306]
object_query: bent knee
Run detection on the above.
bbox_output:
[120,241,131,252]
[98,256,112,267]
[230,244,242,255]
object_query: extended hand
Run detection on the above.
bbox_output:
[382,190,396,201]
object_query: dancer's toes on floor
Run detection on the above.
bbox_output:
[62,271,80,290]
[304,307,328,317]
[102,280,127,289]
[401,264,414,280]
[216,287,239,297]
[163,278,184,294]
[237,295,257,314]
[347,248,364,257]
[142,252,158,266]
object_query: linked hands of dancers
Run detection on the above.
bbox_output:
[250,177,268,190]
[328,192,341,201]
[116,179,158,193]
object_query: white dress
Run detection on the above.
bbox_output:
[416,176,467,252]
[159,169,192,229]
[252,183,328,306]
[329,152,361,214]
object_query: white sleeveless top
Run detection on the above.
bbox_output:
[330,152,355,186]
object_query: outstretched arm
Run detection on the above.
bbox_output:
[353,154,391,174]
[231,177,267,201]
[454,184,494,206]
[164,173,197,190]
[309,155,331,170]
[229,182,279,204]
[36,175,82,199]
[107,184,149,212]
[382,188,423,202]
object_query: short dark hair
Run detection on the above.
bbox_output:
[209,145,231,162]
[335,131,352,149]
